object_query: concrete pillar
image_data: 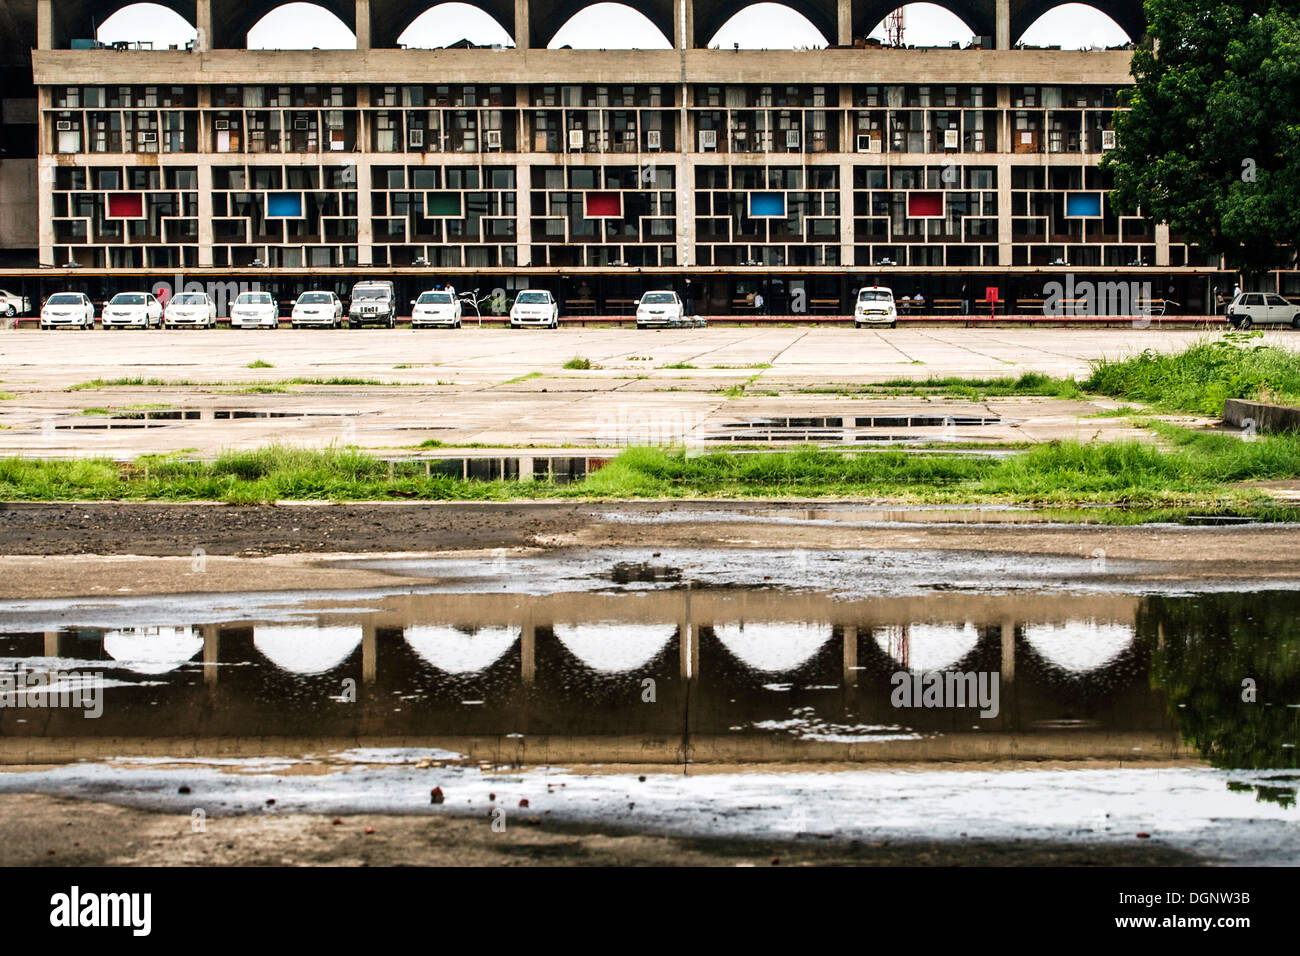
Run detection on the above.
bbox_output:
[355,87,373,266]
[195,0,211,51]
[37,86,55,268]
[842,624,857,687]
[197,164,214,266]
[997,87,1013,267]
[1155,222,1170,267]
[679,588,697,679]
[202,624,219,688]
[675,0,694,50]
[520,619,535,683]
[355,0,371,49]
[515,0,530,50]
[43,631,59,657]
[37,0,53,50]
[837,0,851,46]
[838,157,854,267]
[516,161,532,266]
[996,0,1011,49]
[362,623,377,684]
[1000,618,1016,729]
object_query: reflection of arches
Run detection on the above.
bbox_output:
[713,621,832,673]
[253,624,363,675]
[103,626,203,675]
[1021,620,1135,673]
[532,0,675,49]
[404,624,520,674]
[696,0,836,48]
[374,0,515,49]
[872,622,980,673]
[550,2,673,49]
[98,2,197,44]
[553,622,676,673]
[213,0,356,49]
[1014,1,1135,46]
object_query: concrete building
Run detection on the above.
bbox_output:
[0,0,1272,315]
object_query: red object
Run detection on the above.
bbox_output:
[584,191,622,218]
[906,191,944,218]
[985,286,1000,319]
[519,798,530,808]
[105,192,144,218]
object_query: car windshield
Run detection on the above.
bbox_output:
[235,293,272,305]
[418,292,453,304]
[298,293,331,304]
[47,294,81,305]
[858,290,893,302]
[353,287,388,300]
[110,293,147,305]
[516,292,549,304]
[172,293,207,305]
[641,292,676,304]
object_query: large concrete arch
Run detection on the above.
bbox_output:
[693,0,838,49]
[531,0,676,50]
[370,0,516,49]
[854,0,989,44]
[1011,0,1144,45]
[212,0,356,49]
[45,0,196,48]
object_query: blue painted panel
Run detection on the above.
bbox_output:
[267,192,304,218]
[1065,192,1102,217]
[748,193,786,218]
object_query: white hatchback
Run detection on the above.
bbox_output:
[230,291,279,329]
[164,291,217,329]
[1227,292,1300,330]
[103,291,162,329]
[40,292,95,330]
[854,286,898,328]
[510,290,559,329]
[636,290,684,328]
[291,291,343,329]
[412,289,462,328]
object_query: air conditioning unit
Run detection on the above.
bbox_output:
[856,133,881,154]
[485,129,502,149]
[568,128,584,150]
[294,118,309,130]
[56,120,72,131]
[1101,129,1117,150]
[944,128,960,149]
[141,131,157,143]
[699,129,717,151]
[786,129,800,149]
[215,119,230,130]
[409,128,424,148]
[646,129,661,150]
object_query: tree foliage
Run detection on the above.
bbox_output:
[1104,0,1300,272]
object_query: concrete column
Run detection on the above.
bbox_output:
[997,86,1013,267]
[675,0,694,50]
[1000,618,1016,729]
[195,0,211,51]
[515,0,530,50]
[516,161,531,266]
[838,157,854,267]
[43,631,59,657]
[520,619,535,683]
[362,623,377,684]
[679,588,697,679]
[196,163,214,266]
[202,624,219,688]
[355,87,373,266]
[37,0,53,50]
[37,87,55,268]
[355,0,371,49]
[1155,222,1170,267]
[996,0,1011,49]
[837,0,851,46]
[842,624,857,687]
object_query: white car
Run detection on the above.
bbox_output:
[230,291,279,329]
[854,286,898,328]
[40,292,95,330]
[163,291,217,329]
[510,290,559,329]
[636,290,684,329]
[290,291,343,329]
[1227,292,1300,330]
[0,288,30,317]
[411,288,462,328]
[102,291,162,329]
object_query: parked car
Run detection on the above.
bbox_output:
[39,292,95,330]
[163,291,217,329]
[0,288,31,317]
[636,290,684,329]
[230,291,279,329]
[290,291,343,329]
[348,280,396,328]
[411,288,462,328]
[854,286,898,328]
[509,290,559,329]
[1227,292,1300,330]
[102,291,162,329]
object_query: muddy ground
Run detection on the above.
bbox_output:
[0,793,1198,866]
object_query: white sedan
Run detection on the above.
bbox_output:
[636,290,684,328]
[509,290,559,329]
[164,291,217,329]
[290,291,343,328]
[412,289,462,328]
[0,288,30,317]
[230,291,279,329]
[40,292,95,330]
[102,291,162,329]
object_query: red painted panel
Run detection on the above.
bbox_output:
[907,191,944,218]
[584,191,622,218]
[106,192,144,218]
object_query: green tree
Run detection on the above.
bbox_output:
[1104,0,1300,273]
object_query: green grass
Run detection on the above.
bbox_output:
[563,356,593,370]
[2,426,1296,514]
[501,372,543,385]
[663,362,697,369]
[246,359,274,369]
[0,392,16,401]
[79,408,110,416]
[1085,333,1300,415]
[67,378,170,391]
[281,377,395,386]
[800,372,1085,401]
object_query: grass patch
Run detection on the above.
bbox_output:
[501,372,543,385]
[233,384,290,394]
[1085,333,1300,415]
[66,378,169,391]
[246,359,274,369]
[663,362,697,369]
[563,356,593,370]
[79,408,110,416]
[281,377,394,386]
[0,392,16,401]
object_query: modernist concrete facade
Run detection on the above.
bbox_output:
[0,0,1277,314]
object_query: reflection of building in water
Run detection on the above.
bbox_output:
[1021,620,1134,673]
[253,624,363,675]
[552,622,675,673]
[712,621,832,673]
[872,621,980,673]
[103,626,202,675]
[405,624,520,674]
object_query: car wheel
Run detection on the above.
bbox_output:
[1240,317,1253,330]
[2,305,14,317]
[1293,315,1300,330]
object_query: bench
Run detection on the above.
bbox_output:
[605,298,638,313]
[809,297,841,313]
[566,298,596,314]
[930,298,964,313]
